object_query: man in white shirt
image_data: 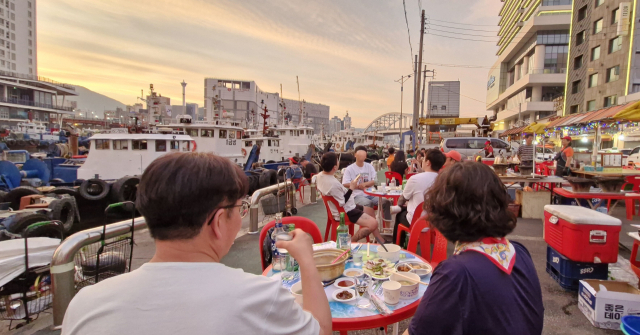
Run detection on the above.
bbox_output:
[316,152,384,242]
[393,149,446,244]
[342,146,392,224]
[62,152,332,335]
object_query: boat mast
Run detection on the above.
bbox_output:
[259,103,270,134]
[279,84,286,126]
[297,76,304,126]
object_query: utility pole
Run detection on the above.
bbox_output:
[413,9,426,148]
[395,74,412,148]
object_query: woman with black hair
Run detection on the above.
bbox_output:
[390,150,409,184]
[405,162,544,335]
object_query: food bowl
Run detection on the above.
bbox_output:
[334,277,356,289]
[332,288,357,305]
[343,268,364,278]
[377,244,401,262]
[290,281,303,306]
[565,177,596,193]
[395,261,433,276]
[390,272,420,300]
[594,176,626,193]
[314,248,348,282]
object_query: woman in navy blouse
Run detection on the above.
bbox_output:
[405,162,544,335]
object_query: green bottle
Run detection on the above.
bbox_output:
[287,224,299,271]
[337,213,351,255]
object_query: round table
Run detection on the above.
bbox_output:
[364,188,403,233]
[263,243,430,335]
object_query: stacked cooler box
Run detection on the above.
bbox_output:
[543,205,622,291]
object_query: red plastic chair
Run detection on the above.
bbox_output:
[396,202,424,245]
[259,216,323,270]
[405,173,416,180]
[320,195,370,243]
[384,171,403,186]
[291,178,305,203]
[396,203,434,259]
[430,229,448,267]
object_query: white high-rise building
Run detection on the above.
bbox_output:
[5,0,37,75]
[343,111,351,129]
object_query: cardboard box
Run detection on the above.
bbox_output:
[578,279,640,330]
[516,190,550,219]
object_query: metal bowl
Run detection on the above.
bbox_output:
[314,248,348,282]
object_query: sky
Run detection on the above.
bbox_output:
[37,0,503,128]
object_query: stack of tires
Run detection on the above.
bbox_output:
[247,169,278,195]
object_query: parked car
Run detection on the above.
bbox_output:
[440,137,511,158]
[628,147,640,165]
[536,147,555,161]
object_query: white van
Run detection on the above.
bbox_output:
[440,137,511,158]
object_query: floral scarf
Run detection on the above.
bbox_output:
[454,237,516,275]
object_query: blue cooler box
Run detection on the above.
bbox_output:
[546,245,609,291]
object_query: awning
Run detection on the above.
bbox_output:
[587,102,635,122]
[545,116,567,129]
[614,101,640,121]
[522,122,549,134]
[499,125,527,137]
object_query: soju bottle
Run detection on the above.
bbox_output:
[337,213,351,256]
[287,224,299,272]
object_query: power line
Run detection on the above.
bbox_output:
[402,0,414,66]
[426,22,499,32]
[426,17,499,26]
[427,27,502,38]
[426,32,498,43]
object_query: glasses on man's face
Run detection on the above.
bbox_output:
[207,202,249,225]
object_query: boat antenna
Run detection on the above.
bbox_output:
[296,76,303,126]
[279,84,286,126]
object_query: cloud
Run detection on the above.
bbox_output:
[37,0,502,127]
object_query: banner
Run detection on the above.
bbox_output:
[618,2,631,36]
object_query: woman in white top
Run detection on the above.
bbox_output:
[316,152,383,242]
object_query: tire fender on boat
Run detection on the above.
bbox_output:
[241,148,247,157]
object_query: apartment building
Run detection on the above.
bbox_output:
[487,0,573,130]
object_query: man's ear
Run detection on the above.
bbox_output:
[207,210,225,239]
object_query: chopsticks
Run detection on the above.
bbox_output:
[392,271,428,285]
[330,249,350,264]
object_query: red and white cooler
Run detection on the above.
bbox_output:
[544,205,621,264]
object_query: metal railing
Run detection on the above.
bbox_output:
[0,97,75,112]
[0,70,75,90]
[50,217,148,328]
[248,180,294,234]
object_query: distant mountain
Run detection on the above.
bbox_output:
[66,86,127,117]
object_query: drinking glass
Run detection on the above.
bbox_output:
[355,275,372,309]
[352,252,363,267]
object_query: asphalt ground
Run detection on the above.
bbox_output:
[2,169,639,335]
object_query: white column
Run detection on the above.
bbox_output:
[515,64,522,81]
[522,56,530,75]
[532,86,542,102]
[534,45,546,74]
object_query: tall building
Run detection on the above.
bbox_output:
[343,111,352,129]
[204,78,330,133]
[329,116,343,134]
[4,0,37,75]
[426,81,461,131]
[486,0,572,130]
[565,1,639,114]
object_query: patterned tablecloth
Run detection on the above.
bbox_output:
[265,244,431,319]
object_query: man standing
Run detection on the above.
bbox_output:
[555,136,574,176]
[299,157,318,180]
[62,153,332,335]
[286,156,305,189]
[518,134,535,169]
[343,146,392,224]
[393,149,446,244]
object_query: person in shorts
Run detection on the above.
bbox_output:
[316,152,384,242]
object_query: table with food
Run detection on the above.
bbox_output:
[263,242,432,335]
[364,187,403,233]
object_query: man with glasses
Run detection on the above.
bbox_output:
[62,152,332,335]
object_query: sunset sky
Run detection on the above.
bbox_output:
[38,0,502,127]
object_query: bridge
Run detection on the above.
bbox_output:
[362,113,413,135]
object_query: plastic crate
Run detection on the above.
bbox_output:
[546,245,609,280]
[546,262,580,291]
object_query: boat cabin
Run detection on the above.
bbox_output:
[78,133,194,180]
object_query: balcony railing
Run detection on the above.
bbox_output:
[529,68,567,75]
[0,97,75,112]
[0,70,75,90]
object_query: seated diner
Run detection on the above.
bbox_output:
[406,162,544,335]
